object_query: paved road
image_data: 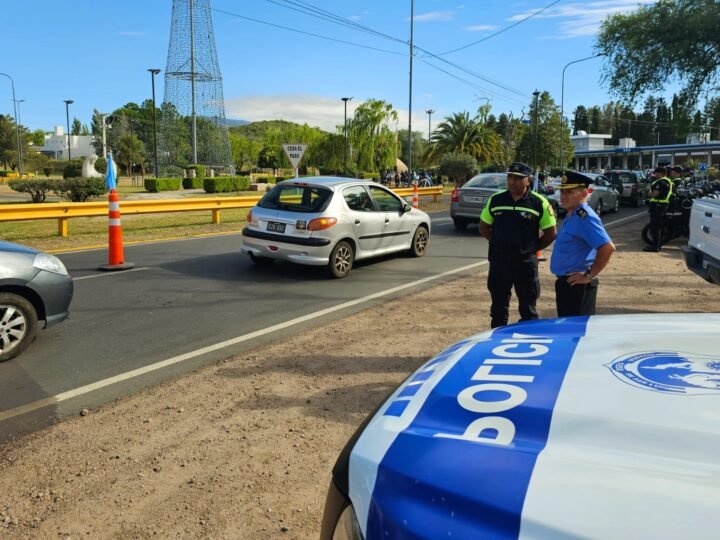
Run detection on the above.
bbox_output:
[0,207,645,439]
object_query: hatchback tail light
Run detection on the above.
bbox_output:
[451,189,459,202]
[246,209,254,224]
[307,217,337,231]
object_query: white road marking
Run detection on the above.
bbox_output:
[603,211,646,228]
[0,260,488,422]
[73,267,151,281]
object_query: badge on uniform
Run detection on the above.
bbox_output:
[577,207,588,219]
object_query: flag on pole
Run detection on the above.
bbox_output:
[106,152,117,191]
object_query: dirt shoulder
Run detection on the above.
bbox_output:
[0,218,717,539]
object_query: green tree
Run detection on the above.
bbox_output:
[347,99,398,173]
[515,92,574,170]
[116,134,145,176]
[31,129,46,146]
[596,0,720,106]
[0,114,18,170]
[229,132,261,172]
[425,110,502,167]
[438,152,478,185]
[71,118,82,136]
[573,106,588,134]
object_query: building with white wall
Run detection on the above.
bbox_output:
[36,126,96,160]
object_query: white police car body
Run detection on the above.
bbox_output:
[321,314,720,540]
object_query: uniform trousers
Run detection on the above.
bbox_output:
[487,257,539,328]
[648,203,668,250]
[555,275,598,317]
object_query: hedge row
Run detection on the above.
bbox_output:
[203,176,251,193]
[8,178,106,203]
[186,164,207,178]
[182,177,204,189]
[144,178,182,192]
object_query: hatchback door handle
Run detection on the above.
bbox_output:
[354,219,361,225]
[385,218,390,223]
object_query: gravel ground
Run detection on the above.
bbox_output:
[0,217,717,539]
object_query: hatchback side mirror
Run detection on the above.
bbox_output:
[402,204,412,213]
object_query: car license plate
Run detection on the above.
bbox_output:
[267,221,286,233]
[467,196,485,203]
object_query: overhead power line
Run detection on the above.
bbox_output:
[438,0,562,56]
[212,8,407,56]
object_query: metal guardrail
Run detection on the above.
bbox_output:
[0,187,444,237]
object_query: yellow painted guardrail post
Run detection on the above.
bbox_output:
[212,209,221,224]
[58,218,68,237]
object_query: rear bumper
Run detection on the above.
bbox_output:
[681,245,720,284]
[241,233,332,266]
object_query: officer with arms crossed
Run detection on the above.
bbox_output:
[550,171,616,317]
[644,165,673,252]
[480,162,557,328]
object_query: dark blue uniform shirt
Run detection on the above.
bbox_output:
[550,202,611,276]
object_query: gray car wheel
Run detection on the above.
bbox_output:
[409,226,429,257]
[0,293,38,362]
[595,199,603,215]
[328,241,354,279]
[611,197,620,213]
[249,252,274,266]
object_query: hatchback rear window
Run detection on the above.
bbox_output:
[258,184,333,213]
[465,174,506,188]
[607,172,635,183]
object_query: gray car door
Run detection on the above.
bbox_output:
[368,185,413,251]
[341,186,384,255]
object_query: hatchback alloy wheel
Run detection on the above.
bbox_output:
[329,241,354,279]
[410,226,429,257]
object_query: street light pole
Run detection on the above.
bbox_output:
[532,90,540,175]
[407,0,415,175]
[148,68,161,178]
[0,72,24,174]
[99,113,111,159]
[63,99,74,162]
[15,99,25,173]
[341,97,352,175]
[424,109,434,141]
[560,53,604,170]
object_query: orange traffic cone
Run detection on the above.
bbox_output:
[98,190,135,271]
[537,250,546,262]
[412,184,419,209]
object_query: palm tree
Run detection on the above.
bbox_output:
[425,111,502,166]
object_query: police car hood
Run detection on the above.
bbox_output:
[346,314,720,540]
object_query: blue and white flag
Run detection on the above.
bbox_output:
[106,152,117,191]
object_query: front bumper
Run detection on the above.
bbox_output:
[29,272,73,327]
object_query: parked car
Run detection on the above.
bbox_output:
[241,177,431,278]
[605,169,649,207]
[549,172,620,216]
[450,173,559,230]
[320,313,720,540]
[0,241,74,361]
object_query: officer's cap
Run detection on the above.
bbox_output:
[506,162,532,177]
[682,166,692,174]
[671,165,683,173]
[556,170,592,190]
[654,166,667,175]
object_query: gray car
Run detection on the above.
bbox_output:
[241,177,431,278]
[550,173,620,216]
[450,172,558,230]
[0,241,74,361]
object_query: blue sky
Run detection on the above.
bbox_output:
[0,0,658,135]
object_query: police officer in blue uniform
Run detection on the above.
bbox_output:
[480,162,557,328]
[644,165,673,252]
[550,171,616,317]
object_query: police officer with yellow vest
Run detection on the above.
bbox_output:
[643,165,673,252]
[480,162,557,328]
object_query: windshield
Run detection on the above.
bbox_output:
[465,174,506,189]
[257,184,333,213]
[606,172,634,183]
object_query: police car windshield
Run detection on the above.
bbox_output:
[258,184,333,213]
[465,173,506,189]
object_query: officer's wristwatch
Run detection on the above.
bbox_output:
[583,270,594,280]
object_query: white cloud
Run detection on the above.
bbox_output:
[413,11,455,22]
[509,0,657,38]
[464,24,498,32]
[349,15,361,21]
[224,94,439,135]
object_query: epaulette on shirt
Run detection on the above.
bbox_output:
[576,207,588,219]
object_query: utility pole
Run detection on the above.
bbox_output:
[0,72,24,174]
[407,0,414,174]
[148,68,161,178]
[341,97,352,175]
[425,109,434,141]
[532,90,540,174]
[63,99,74,162]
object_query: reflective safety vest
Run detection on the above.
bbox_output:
[649,176,673,204]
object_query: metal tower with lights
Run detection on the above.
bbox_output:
[160,0,233,173]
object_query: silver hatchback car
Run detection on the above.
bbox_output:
[241,177,431,278]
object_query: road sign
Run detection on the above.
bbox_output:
[699,162,708,172]
[282,144,308,169]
